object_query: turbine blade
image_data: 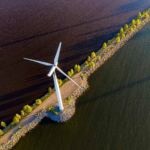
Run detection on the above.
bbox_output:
[24,58,52,66]
[56,67,82,88]
[54,42,62,65]
[47,66,56,77]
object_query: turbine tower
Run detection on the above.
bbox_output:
[24,42,81,111]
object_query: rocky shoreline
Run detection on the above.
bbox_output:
[0,10,150,150]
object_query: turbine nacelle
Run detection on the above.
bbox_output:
[47,66,56,77]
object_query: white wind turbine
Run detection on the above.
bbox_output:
[24,42,81,111]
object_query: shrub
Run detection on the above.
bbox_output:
[138,12,142,18]
[1,121,6,128]
[65,96,73,104]
[74,64,81,73]
[0,129,4,136]
[13,116,20,124]
[48,87,52,94]
[120,27,124,34]
[131,19,136,26]
[96,55,101,61]
[23,105,33,114]
[21,110,25,117]
[124,24,129,31]
[136,19,141,25]
[121,33,125,39]
[89,62,95,68]
[87,56,91,62]
[116,36,120,43]
[15,114,21,120]
[35,99,42,105]
[12,114,21,124]
[58,79,63,86]
[130,27,134,32]
[91,52,96,58]
[102,42,107,49]
[85,60,88,66]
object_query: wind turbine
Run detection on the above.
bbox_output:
[24,42,81,111]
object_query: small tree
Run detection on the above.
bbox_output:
[67,71,72,77]
[87,56,91,62]
[131,19,136,26]
[58,79,63,86]
[0,121,6,128]
[97,55,101,61]
[74,64,81,73]
[89,62,95,68]
[121,33,125,39]
[21,110,25,117]
[35,99,42,105]
[124,24,129,31]
[120,27,124,34]
[138,12,142,18]
[15,114,21,120]
[0,129,4,136]
[91,52,96,58]
[70,69,74,76]
[48,87,52,94]
[13,116,20,124]
[102,42,107,49]
[23,105,33,114]
[85,61,88,66]
[116,37,121,43]
[130,27,134,32]
[136,19,141,25]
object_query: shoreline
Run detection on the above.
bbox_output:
[0,9,150,150]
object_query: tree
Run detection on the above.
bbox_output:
[35,99,42,105]
[67,69,74,77]
[48,87,52,94]
[58,79,63,86]
[145,12,149,18]
[116,37,120,43]
[91,52,96,58]
[130,27,134,32]
[74,64,81,73]
[136,19,141,25]
[13,116,20,124]
[102,42,107,49]
[124,24,129,31]
[0,129,4,136]
[89,62,95,68]
[67,71,72,77]
[85,61,88,66]
[70,69,74,76]
[121,33,125,39]
[23,105,33,113]
[0,121,6,128]
[21,110,25,117]
[15,114,21,120]
[131,19,136,26]
[120,27,124,34]
[87,56,91,62]
[138,12,142,18]
[97,55,101,61]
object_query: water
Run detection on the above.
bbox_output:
[0,0,150,122]
[13,22,150,150]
